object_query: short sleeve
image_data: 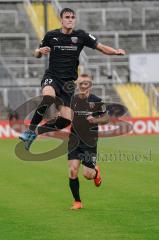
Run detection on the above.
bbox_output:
[39,32,50,48]
[70,95,76,110]
[83,31,98,49]
[92,102,106,116]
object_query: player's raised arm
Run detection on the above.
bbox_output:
[96,43,125,56]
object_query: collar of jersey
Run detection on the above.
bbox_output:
[59,28,75,36]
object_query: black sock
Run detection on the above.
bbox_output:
[29,95,55,131]
[38,117,71,135]
[69,178,81,202]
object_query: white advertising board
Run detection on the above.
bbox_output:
[129,54,159,83]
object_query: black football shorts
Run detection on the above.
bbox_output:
[68,144,97,169]
[41,73,75,107]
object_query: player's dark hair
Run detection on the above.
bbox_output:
[60,8,75,18]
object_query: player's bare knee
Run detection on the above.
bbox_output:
[42,86,56,97]
[69,166,78,179]
[60,106,73,121]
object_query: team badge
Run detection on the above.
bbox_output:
[71,37,78,44]
[89,102,95,109]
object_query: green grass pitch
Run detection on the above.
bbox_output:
[0,135,159,240]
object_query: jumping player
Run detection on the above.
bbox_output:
[19,7,125,150]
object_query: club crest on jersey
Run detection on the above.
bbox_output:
[71,37,78,44]
[89,102,95,109]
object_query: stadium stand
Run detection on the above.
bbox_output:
[26,2,61,39]
[68,1,159,79]
[60,0,159,116]
[0,0,45,115]
[0,2,44,84]
[0,0,159,118]
[115,83,159,117]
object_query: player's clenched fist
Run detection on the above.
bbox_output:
[115,49,126,55]
[39,47,51,55]
[87,115,97,124]
[34,47,51,58]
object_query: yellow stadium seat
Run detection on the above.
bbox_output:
[115,84,159,117]
[25,2,61,39]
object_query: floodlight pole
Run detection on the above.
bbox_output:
[43,0,48,69]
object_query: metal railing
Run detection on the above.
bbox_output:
[51,0,62,15]
[0,33,30,49]
[90,30,159,50]
[3,56,44,79]
[0,86,41,105]
[88,62,128,83]
[142,7,159,25]
[5,63,44,80]
[1,56,128,84]
[77,6,159,27]
[0,10,19,27]
[88,55,128,60]
[24,0,45,39]
[77,8,133,26]
[0,84,112,108]
[0,56,30,107]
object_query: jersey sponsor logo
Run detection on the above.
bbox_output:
[89,34,96,41]
[54,46,77,51]
[71,37,78,44]
[74,110,93,116]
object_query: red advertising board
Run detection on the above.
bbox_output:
[0,117,159,139]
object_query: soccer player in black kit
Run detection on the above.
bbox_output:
[19,7,125,150]
[68,74,109,209]
[37,74,110,210]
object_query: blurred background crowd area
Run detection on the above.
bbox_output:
[0,0,159,120]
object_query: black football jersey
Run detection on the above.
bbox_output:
[39,29,98,80]
[70,94,106,147]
